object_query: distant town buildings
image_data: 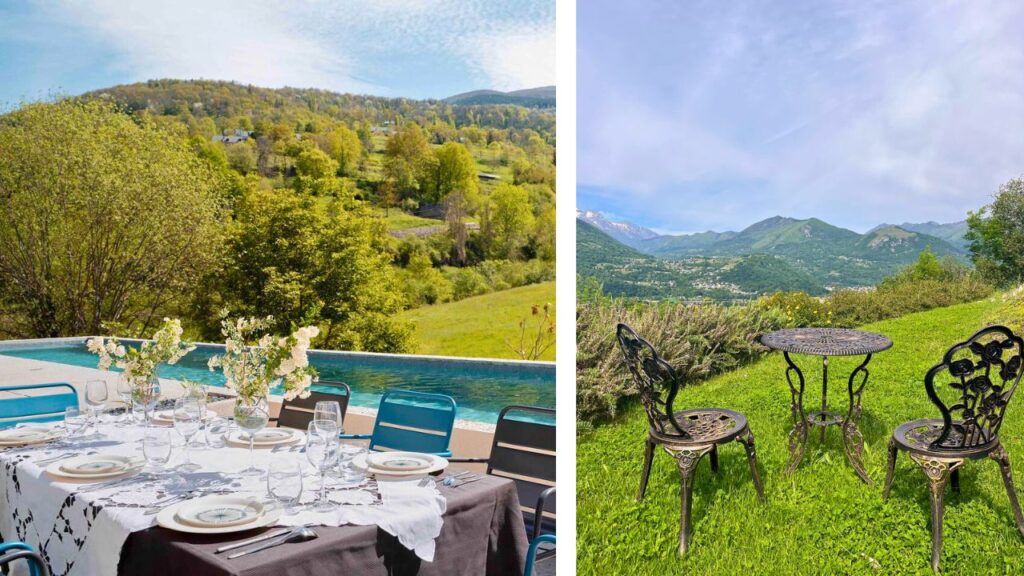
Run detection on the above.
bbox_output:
[212,129,253,144]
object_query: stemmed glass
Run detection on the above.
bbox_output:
[235,399,270,477]
[306,421,339,512]
[135,380,161,424]
[143,426,173,472]
[313,401,342,433]
[85,380,108,429]
[267,456,304,513]
[185,386,209,449]
[204,417,231,449]
[116,376,133,425]
[173,398,202,471]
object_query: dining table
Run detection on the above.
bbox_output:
[0,418,528,576]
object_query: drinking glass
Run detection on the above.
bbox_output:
[313,401,343,435]
[143,426,173,471]
[85,380,108,427]
[184,386,209,449]
[306,421,339,512]
[173,398,202,471]
[135,380,161,423]
[338,443,368,486]
[64,407,89,439]
[116,376,133,424]
[267,456,304,513]
[204,417,231,449]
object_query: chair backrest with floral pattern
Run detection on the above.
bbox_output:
[925,325,1024,450]
[615,323,687,437]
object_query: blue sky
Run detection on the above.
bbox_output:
[0,0,554,106]
[578,0,1024,234]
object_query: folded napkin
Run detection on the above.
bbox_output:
[342,478,447,561]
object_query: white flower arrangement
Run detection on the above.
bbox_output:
[86,318,195,384]
[206,314,319,402]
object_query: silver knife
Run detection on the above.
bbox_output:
[215,528,291,554]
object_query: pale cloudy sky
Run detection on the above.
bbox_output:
[0,0,554,104]
[578,0,1024,234]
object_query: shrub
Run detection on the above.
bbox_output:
[446,267,491,300]
[576,299,783,426]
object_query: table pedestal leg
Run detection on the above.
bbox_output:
[842,354,873,484]
[783,352,809,474]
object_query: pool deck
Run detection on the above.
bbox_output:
[0,355,494,470]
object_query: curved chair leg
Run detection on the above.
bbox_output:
[737,427,765,501]
[950,469,960,493]
[990,444,1024,539]
[883,436,898,500]
[637,435,656,502]
[911,455,962,573]
[709,444,719,475]
[665,444,712,556]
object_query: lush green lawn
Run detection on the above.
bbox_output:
[374,209,440,231]
[400,282,555,361]
[578,297,1024,575]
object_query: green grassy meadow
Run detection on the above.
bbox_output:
[400,282,555,361]
[578,297,1024,575]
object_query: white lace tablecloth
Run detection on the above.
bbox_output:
[0,422,446,576]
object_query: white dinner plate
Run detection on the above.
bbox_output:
[175,495,265,528]
[157,496,282,534]
[226,428,299,447]
[46,454,143,480]
[366,451,435,472]
[354,452,448,477]
[0,426,61,446]
[151,409,211,425]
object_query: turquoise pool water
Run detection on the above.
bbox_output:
[0,341,555,425]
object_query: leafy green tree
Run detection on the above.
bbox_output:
[383,123,430,194]
[294,147,340,195]
[313,126,362,176]
[966,177,1024,284]
[419,142,478,205]
[225,140,258,174]
[0,99,227,338]
[489,183,535,259]
[210,189,412,352]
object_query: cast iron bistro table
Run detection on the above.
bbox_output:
[760,328,892,484]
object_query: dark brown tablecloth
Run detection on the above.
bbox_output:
[118,473,528,576]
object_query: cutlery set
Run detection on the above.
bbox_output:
[441,471,482,488]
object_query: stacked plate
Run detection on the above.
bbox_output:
[157,494,282,534]
[357,451,448,477]
[151,408,212,425]
[0,426,62,447]
[226,428,300,448]
[45,454,143,481]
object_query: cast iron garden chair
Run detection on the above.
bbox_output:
[339,389,456,456]
[883,325,1024,572]
[0,383,78,428]
[616,323,765,555]
[272,380,351,430]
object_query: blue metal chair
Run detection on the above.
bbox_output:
[524,534,555,576]
[340,390,456,456]
[0,383,79,427]
[0,541,49,576]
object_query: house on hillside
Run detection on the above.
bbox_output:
[478,172,500,181]
[212,129,253,144]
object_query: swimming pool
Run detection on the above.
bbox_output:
[0,338,555,425]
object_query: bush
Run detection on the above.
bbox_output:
[576,299,783,426]
[446,267,491,300]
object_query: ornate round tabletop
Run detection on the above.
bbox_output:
[760,327,892,357]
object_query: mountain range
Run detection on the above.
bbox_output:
[443,86,555,107]
[577,210,970,300]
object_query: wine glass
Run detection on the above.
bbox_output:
[313,401,342,435]
[64,407,89,439]
[306,421,339,512]
[173,398,202,471]
[184,386,208,449]
[338,443,367,486]
[85,380,108,428]
[204,417,231,449]
[267,456,304,513]
[135,380,161,423]
[235,399,270,476]
[143,426,173,471]
[116,376,133,424]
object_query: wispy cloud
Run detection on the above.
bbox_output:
[0,0,554,102]
[578,0,1024,233]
